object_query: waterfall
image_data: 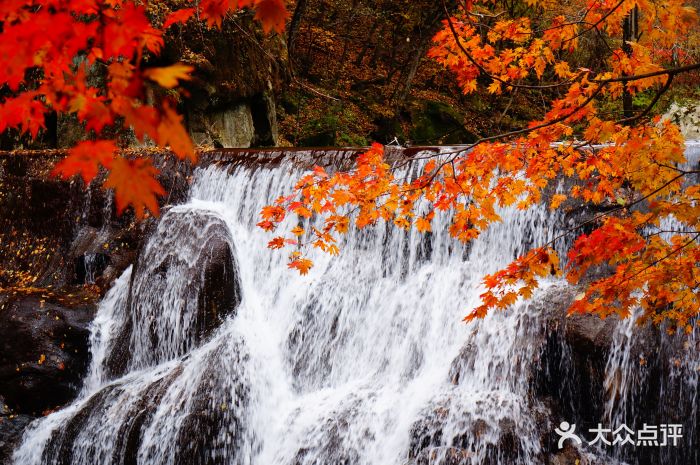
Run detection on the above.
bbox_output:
[11,145,699,465]
[600,142,700,465]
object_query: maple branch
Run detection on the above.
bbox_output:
[611,233,700,291]
[528,2,598,35]
[616,75,674,125]
[392,82,606,187]
[559,0,628,46]
[644,229,700,238]
[655,162,700,175]
[442,6,584,91]
[458,86,605,151]
[537,172,688,252]
[593,62,700,84]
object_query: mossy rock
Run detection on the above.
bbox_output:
[409,101,476,145]
[370,117,405,144]
[300,130,337,147]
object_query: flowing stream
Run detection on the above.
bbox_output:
[10,145,700,465]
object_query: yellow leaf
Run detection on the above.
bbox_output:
[416,216,432,233]
[144,63,194,89]
[549,194,567,209]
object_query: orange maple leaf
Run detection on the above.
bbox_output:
[144,63,194,89]
[415,216,432,233]
[103,156,166,219]
[254,0,289,33]
[288,257,313,275]
[52,140,117,184]
[163,8,196,29]
[157,101,197,162]
[268,237,286,249]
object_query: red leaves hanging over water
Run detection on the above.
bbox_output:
[258,0,700,330]
[0,0,288,218]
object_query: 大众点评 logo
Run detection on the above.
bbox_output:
[555,422,683,449]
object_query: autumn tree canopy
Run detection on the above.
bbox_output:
[259,0,700,330]
[1,0,699,330]
[0,0,287,216]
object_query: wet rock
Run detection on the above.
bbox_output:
[0,403,33,465]
[105,209,241,377]
[564,313,618,355]
[173,344,249,465]
[292,416,361,465]
[196,235,239,338]
[547,443,582,465]
[407,446,473,465]
[408,404,534,465]
[38,338,249,465]
[0,294,95,415]
[534,288,609,433]
[0,148,193,291]
[74,253,111,285]
[66,224,149,294]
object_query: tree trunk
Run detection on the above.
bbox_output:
[395,1,459,106]
[622,6,638,119]
[287,0,309,63]
[394,33,432,105]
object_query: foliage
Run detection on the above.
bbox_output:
[2,0,700,329]
[277,0,481,146]
[260,0,700,330]
[0,0,288,218]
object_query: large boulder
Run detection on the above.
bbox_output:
[105,208,241,377]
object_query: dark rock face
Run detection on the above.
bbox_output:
[408,282,686,465]
[565,313,617,353]
[532,285,610,428]
[0,154,185,293]
[0,408,33,465]
[172,345,249,465]
[533,283,700,465]
[36,338,248,465]
[0,295,95,415]
[160,12,288,149]
[0,153,193,463]
[0,293,95,463]
[196,236,239,338]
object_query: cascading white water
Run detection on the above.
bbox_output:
[601,142,700,464]
[11,145,698,465]
[186,158,559,465]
